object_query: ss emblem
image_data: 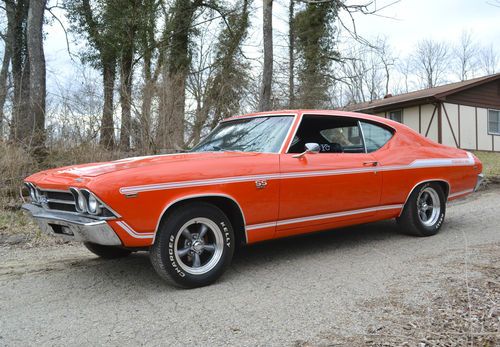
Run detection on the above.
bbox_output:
[255,179,268,189]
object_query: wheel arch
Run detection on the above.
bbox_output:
[398,179,450,217]
[154,194,247,246]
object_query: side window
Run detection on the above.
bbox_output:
[288,115,365,154]
[360,121,393,153]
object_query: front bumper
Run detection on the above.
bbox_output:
[474,173,484,191]
[22,203,122,246]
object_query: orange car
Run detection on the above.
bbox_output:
[23,110,483,287]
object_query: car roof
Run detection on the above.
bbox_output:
[223,109,401,130]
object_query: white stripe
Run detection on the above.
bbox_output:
[116,221,154,239]
[120,156,474,195]
[448,189,474,199]
[246,204,403,231]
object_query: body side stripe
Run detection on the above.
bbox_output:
[120,156,474,195]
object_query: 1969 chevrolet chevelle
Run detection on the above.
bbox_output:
[23,110,484,288]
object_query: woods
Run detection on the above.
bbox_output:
[0,0,499,157]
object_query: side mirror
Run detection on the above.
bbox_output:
[293,143,320,158]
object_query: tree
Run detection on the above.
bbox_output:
[412,39,450,88]
[27,0,47,152]
[478,45,498,75]
[294,0,339,108]
[288,0,295,107]
[66,0,123,149]
[453,31,478,81]
[259,0,272,111]
[6,0,31,144]
[189,0,251,145]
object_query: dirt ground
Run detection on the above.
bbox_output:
[0,187,499,346]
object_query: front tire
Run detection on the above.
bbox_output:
[84,242,132,259]
[397,182,446,236]
[150,202,235,288]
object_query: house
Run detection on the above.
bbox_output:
[343,73,500,152]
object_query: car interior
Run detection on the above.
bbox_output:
[288,115,366,154]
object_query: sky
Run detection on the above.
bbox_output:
[42,0,500,99]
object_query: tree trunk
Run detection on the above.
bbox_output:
[27,0,47,152]
[100,59,116,148]
[0,12,13,138]
[259,0,273,112]
[119,44,134,151]
[8,0,31,144]
[288,0,294,108]
[156,0,194,152]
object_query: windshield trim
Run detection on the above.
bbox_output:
[199,113,298,154]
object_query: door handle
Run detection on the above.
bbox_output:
[363,161,378,167]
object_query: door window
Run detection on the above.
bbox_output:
[288,115,365,154]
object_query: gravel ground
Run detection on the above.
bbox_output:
[0,187,499,346]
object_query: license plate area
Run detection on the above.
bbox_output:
[49,223,74,236]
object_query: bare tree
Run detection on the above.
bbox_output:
[27,0,47,151]
[259,0,273,111]
[478,44,498,75]
[412,39,450,88]
[0,7,12,138]
[288,0,295,107]
[453,30,478,81]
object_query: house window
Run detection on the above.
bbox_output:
[388,109,403,123]
[488,109,500,135]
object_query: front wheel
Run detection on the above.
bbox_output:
[149,202,235,288]
[397,182,446,236]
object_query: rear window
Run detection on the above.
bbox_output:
[360,121,394,152]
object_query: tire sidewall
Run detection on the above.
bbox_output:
[413,183,446,235]
[154,203,235,288]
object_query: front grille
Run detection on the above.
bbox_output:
[40,190,77,213]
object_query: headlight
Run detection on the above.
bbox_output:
[87,194,101,215]
[76,192,87,212]
[29,185,37,202]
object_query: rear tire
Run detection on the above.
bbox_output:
[84,242,132,259]
[150,202,235,288]
[397,182,446,236]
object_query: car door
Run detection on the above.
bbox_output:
[277,114,382,236]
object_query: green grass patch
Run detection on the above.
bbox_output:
[473,151,500,179]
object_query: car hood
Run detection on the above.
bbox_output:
[28,152,260,181]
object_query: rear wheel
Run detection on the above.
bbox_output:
[150,202,235,288]
[84,242,132,259]
[397,182,446,236]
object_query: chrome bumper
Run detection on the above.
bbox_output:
[22,203,122,246]
[474,173,484,191]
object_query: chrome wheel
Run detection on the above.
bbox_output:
[417,187,441,227]
[173,218,224,275]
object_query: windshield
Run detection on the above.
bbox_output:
[192,116,294,153]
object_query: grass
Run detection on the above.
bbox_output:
[473,151,500,180]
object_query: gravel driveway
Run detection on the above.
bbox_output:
[1,187,499,346]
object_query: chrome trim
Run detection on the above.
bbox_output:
[22,203,122,246]
[153,193,248,244]
[46,198,75,205]
[399,179,450,217]
[474,173,484,191]
[246,204,404,231]
[116,221,154,239]
[448,189,474,199]
[358,120,368,153]
[285,113,304,153]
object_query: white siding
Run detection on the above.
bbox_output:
[420,104,438,142]
[402,106,419,132]
[442,103,459,148]
[477,108,493,151]
[460,105,476,150]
